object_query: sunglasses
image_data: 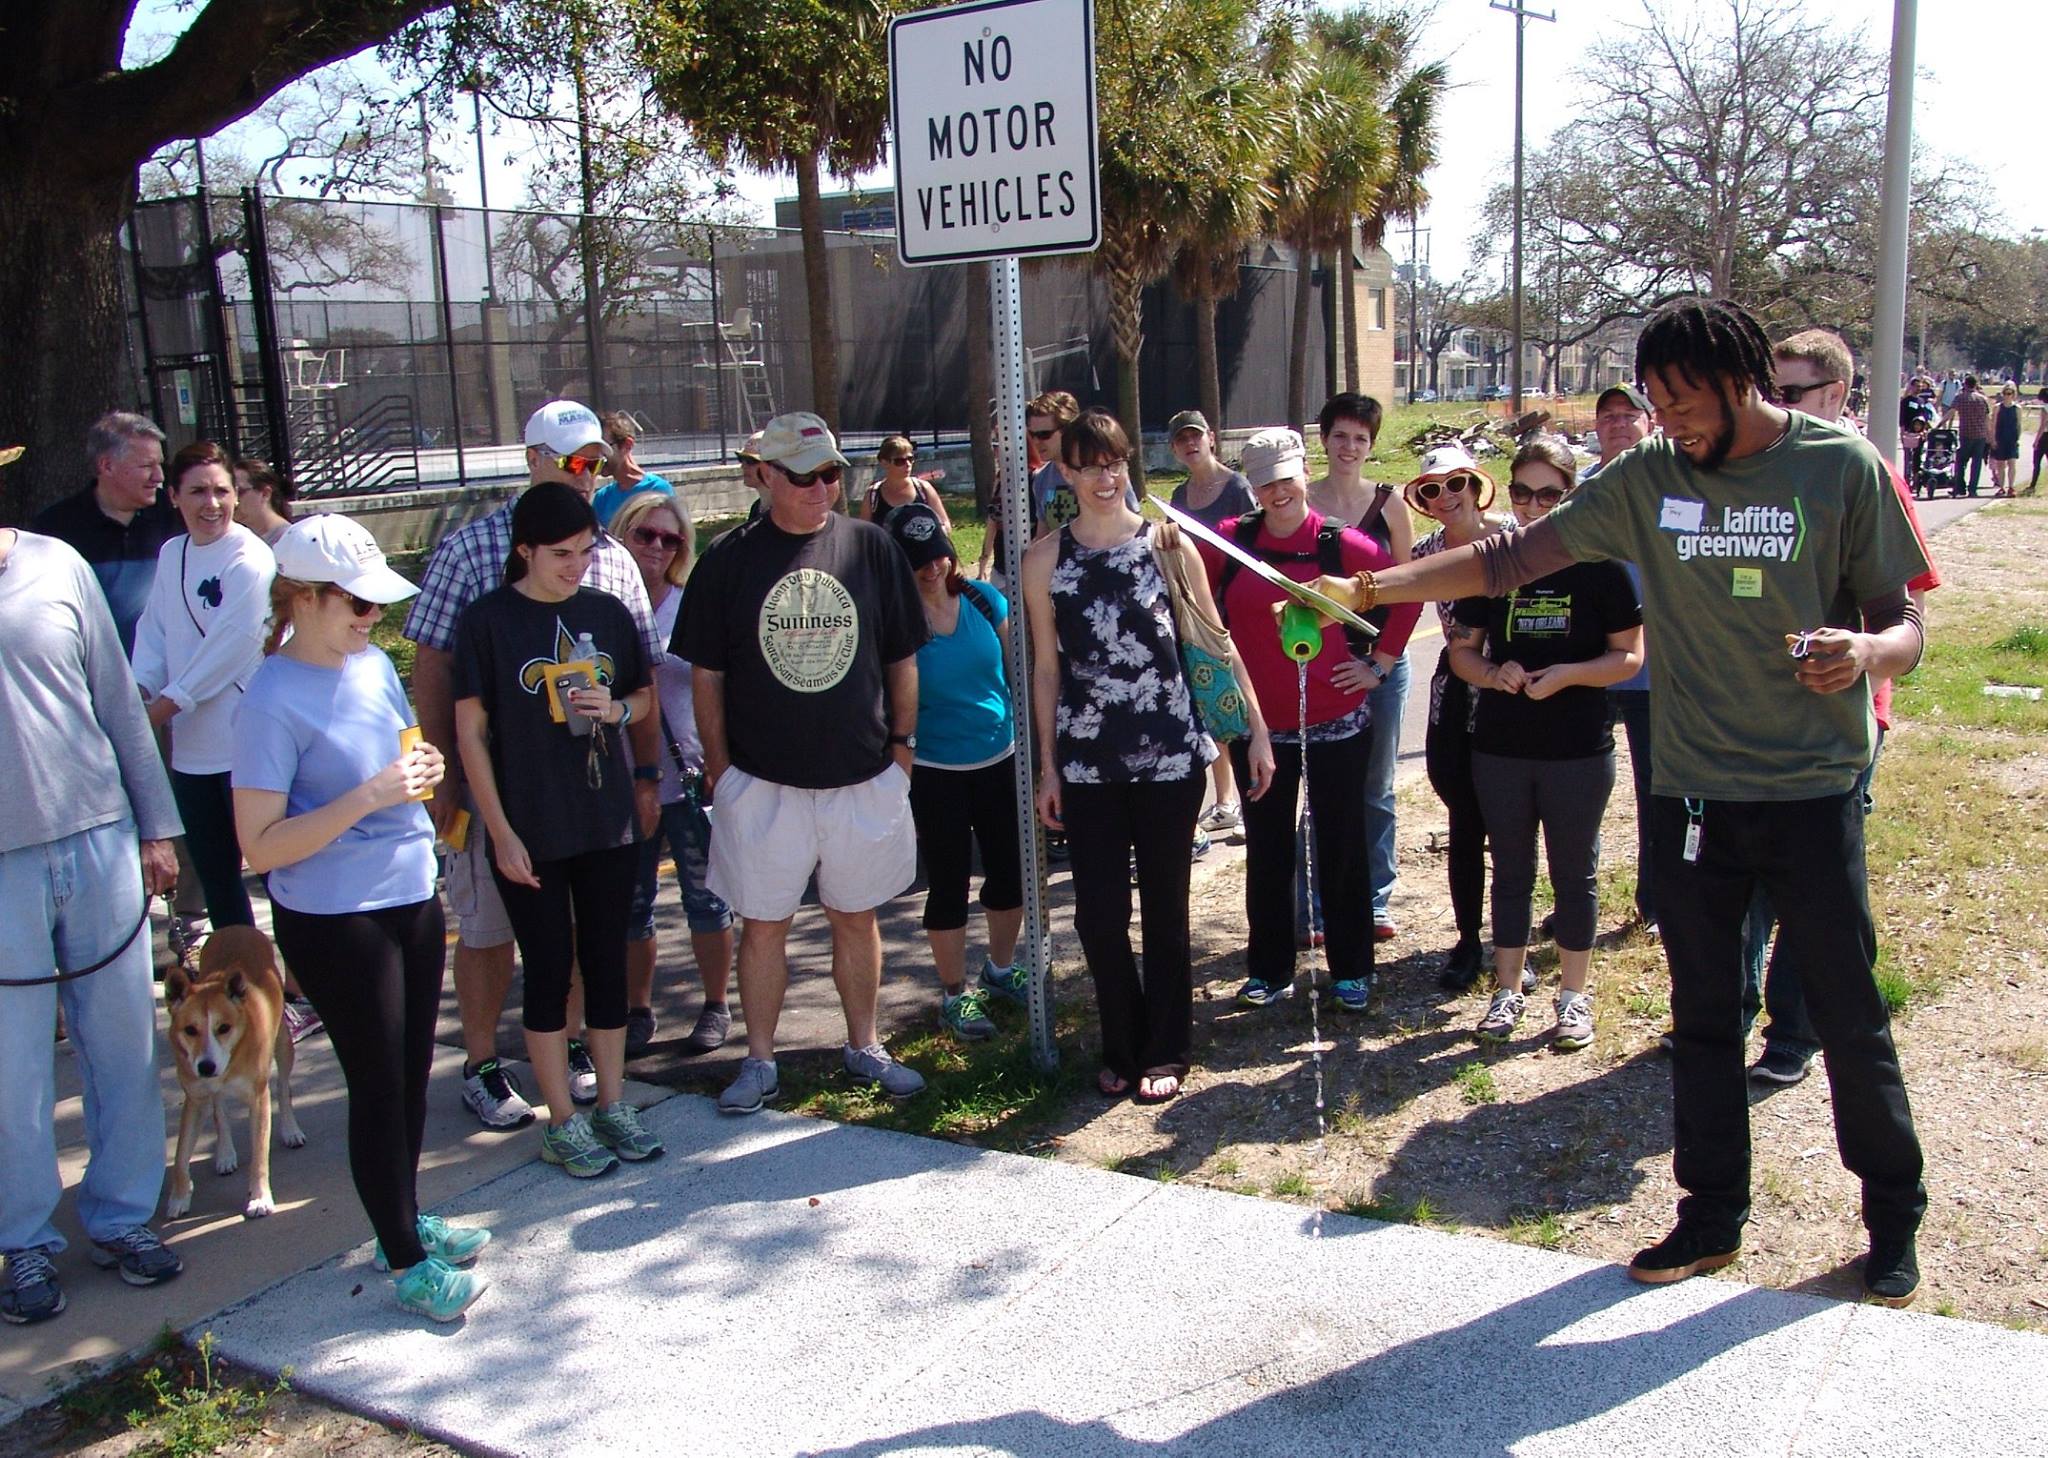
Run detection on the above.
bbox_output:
[1777,379,1839,405]
[1028,428,1059,441]
[554,453,600,476]
[772,462,843,488]
[631,525,687,552]
[323,586,379,617]
[883,453,916,465]
[1415,474,1476,503]
[1507,481,1569,508]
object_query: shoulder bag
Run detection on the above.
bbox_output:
[1148,520,1249,743]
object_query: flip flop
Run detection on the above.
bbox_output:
[1097,1068,1132,1099]
[1134,1070,1182,1105]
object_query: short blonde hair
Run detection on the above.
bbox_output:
[1773,329,1853,388]
[610,490,694,588]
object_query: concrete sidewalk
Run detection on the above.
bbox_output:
[197,1096,2042,1458]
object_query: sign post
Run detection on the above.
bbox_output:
[890,0,1099,1071]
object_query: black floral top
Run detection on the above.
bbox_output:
[1049,524,1216,783]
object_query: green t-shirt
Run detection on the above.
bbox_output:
[1547,414,1929,801]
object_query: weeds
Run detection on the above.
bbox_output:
[1453,1061,1499,1106]
[1505,1210,1568,1250]
[62,1332,296,1458]
[1269,1170,1315,1199]
[1341,1190,1447,1227]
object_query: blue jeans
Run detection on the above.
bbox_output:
[628,794,733,941]
[1297,652,1409,933]
[0,818,166,1254]
[1741,731,1885,1058]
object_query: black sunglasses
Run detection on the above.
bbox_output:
[883,453,916,465]
[1027,428,1058,441]
[1777,379,1840,405]
[323,586,378,617]
[773,462,843,488]
[1508,481,1569,507]
[1416,474,1476,503]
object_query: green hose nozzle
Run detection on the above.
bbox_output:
[1279,602,1323,662]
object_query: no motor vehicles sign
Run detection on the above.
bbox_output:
[889,0,1100,266]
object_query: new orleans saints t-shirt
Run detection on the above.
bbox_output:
[1453,559,1641,761]
[676,511,927,790]
[452,585,648,862]
[1546,412,1931,800]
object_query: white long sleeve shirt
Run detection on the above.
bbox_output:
[131,524,274,774]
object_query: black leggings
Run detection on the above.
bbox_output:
[1423,655,1488,939]
[1060,774,1204,1081]
[272,897,445,1270]
[169,769,255,928]
[1471,749,1614,950]
[908,755,1024,931]
[1233,729,1372,986]
[493,842,638,1034]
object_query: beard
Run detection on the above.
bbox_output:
[1692,417,1738,472]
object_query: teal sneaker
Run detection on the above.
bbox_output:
[1235,978,1294,1008]
[941,987,998,1041]
[1331,977,1373,1012]
[374,1215,493,1271]
[392,1255,487,1322]
[590,1101,664,1161]
[978,958,1029,1007]
[539,1113,619,1178]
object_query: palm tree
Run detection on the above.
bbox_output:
[1094,0,1277,485]
[641,0,894,434]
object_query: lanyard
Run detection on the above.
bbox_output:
[1682,798,1704,864]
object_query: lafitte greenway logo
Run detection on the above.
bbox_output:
[1672,502,1807,564]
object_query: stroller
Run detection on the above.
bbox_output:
[1913,424,1958,501]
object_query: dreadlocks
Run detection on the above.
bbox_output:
[1634,298,1778,409]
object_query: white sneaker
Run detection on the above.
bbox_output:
[566,1039,599,1105]
[460,1059,536,1128]
[1198,802,1242,833]
[1552,991,1595,1052]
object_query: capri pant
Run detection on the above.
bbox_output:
[907,754,1024,931]
[628,796,733,940]
[493,842,639,1034]
[1470,749,1615,951]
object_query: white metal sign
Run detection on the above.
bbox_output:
[889,0,1100,267]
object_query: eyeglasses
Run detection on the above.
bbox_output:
[772,462,843,488]
[1777,379,1840,405]
[1067,460,1127,481]
[323,586,378,617]
[1507,481,1569,508]
[1028,429,1058,441]
[1415,474,1476,503]
[631,525,687,552]
[554,453,600,476]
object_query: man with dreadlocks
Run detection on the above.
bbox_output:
[1307,297,1929,1307]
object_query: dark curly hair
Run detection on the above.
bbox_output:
[1634,297,1777,410]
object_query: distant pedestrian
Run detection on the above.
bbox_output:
[231,457,295,547]
[590,412,674,529]
[862,434,951,533]
[1990,383,2022,497]
[1167,408,1255,838]
[1943,374,1991,496]
[2,505,186,1325]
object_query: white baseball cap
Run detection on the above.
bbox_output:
[523,400,609,458]
[1411,444,1490,485]
[755,412,850,475]
[273,514,419,603]
[1240,427,1306,488]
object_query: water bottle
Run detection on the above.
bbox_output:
[566,631,598,737]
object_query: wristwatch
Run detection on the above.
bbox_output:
[889,732,918,750]
[1364,658,1390,683]
[632,765,661,783]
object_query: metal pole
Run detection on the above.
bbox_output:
[471,88,496,302]
[1492,1,1555,415]
[1407,216,1418,404]
[430,204,468,489]
[242,188,293,479]
[994,256,1055,1072]
[1868,0,1917,467]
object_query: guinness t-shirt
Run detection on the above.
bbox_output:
[676,511,926,789]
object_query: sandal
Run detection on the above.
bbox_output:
[1097,1068,1131,1099]
[1134,1069,1183,1105]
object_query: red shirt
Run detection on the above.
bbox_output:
[1196,512,1421,733]
[1874,458,1940,731]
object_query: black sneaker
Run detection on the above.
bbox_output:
[1627,1223,1741,1285]
[1749,1045,1814,1085]
[624,1007,658,1057]
[1862,1235,1919,1307]
[1436,937,1484,991]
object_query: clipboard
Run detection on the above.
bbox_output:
[1153,500,1380,639]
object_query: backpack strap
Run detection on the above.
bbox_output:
[960,578,1002,630]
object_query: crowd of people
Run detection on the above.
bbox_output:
[2,296,1937,1332]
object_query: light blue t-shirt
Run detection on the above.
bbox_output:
[592,473,675,529]
[232,647,438,915]
[913,580,1016,769]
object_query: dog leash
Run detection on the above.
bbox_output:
[0,900,154,987]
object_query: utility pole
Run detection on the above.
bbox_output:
[1868,0,1916,466]
[1491,0,1556,415]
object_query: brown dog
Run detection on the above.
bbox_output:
[164,926,306,1220]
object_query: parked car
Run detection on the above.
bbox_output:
[1479,385,1511,401]
[1411,388,1440,403]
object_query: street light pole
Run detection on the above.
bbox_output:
[1492,0,1555,415]
[1868,0,1917,466]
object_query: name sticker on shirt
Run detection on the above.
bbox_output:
[1658,497,1706,533]
[1730,567,1763,599]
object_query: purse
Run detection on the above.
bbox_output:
[1148,520,1250,743]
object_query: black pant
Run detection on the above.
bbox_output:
[2031,433,2047,487]
[908,755,1024,932]
[1471,749,1614,950]
[1424,656,1487,939]
[272,897,445,1270]
[493,842,639,1034]
[1232,730,1372,986]
[168,769,254,928]
[1648,792,1925,1242]
[1061,775,1204,1081]
[1954,438,1988,495]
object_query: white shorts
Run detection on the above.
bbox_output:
[707,763,917,920]
[443,809,514,950]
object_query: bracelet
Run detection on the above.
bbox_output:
[632,765,660,783]
[1354,569,1378,613]
[616,699,633,728]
